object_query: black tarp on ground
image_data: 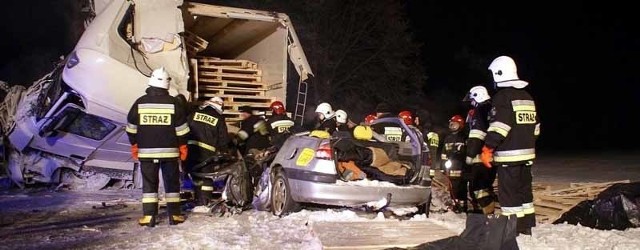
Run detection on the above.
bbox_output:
[554,182,640,230]
[388,214,519,250]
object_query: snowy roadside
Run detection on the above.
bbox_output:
[426,211,640,250]
[1,187,640,249]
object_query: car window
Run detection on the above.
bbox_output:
[59,107,116,140]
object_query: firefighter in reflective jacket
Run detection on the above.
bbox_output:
[186,96,230,206]
[463,85,497,214]
[417,113,441,178]
[126,67,190,227]
[267,101,295,148]
[441,115,467,213]
[481,56,541,235]
[237,105,271,155]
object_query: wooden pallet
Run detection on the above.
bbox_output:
[226,103,272,111]
[199,72,262,83]
[196,57,258,69]
[198,65,262,76]
[220,95,274,104]
[198,87,266,97]
[198,79,265,89]
[183,31,208,56]
[532,180,630,223]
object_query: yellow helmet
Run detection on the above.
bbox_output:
[353,125,373,141]
[309,130,331,139]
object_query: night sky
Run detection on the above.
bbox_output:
[1,1,638,152]
[408,1,640,152]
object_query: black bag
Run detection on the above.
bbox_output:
[398,214,519,250]
[554,182,640,230]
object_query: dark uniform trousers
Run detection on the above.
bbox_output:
[141,159,181,216]
[496,164,535,231]
[468,163,497,214]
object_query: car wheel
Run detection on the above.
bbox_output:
[271,169,300,216]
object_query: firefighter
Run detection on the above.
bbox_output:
[237,105,271,155]
[420,113,441,178]
[335,109,350,132]
[126,67,190,227]
[315,102,337,133]
[441,115,467,213]
[186,96,230,207]
[481,55,540,235]
[398,110,422,142]
[363,113,377,125]
[267,101,295,148]
[463,85,497,215]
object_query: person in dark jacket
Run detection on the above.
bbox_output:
[266,101,295,149]
[463,85,497,214]
[126,67,189,227]
[186,96,230,206]
[482,55,541,235]
[441,115,468,213]
[335,109,351,132]
[237,105,271,155]
[314,102,337,133]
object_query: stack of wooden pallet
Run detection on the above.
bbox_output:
[532,180,630,223]
[491,179,630,223]
[190,56,276,122]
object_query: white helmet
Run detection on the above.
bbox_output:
[315,102,335,120]
[335,109,348,124]
[465,86,490,105]
[148,67,171,89]
[201,96,224,113]
[488,56,528,89]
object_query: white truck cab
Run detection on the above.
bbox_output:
[4,0,312,187]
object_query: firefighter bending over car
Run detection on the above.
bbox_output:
[266,101,295,149]
[185,96,231,207]
[315,102,338,133]
[126,67,190,227]
[482,55,540,235]
[237,105,271,156]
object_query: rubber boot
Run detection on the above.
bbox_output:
[169,215,186,225]
[138,215,156,227]
[167,201,185,225]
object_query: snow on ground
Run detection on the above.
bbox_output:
[426,211,640,250]
[425,185,640,250]
[1,152,639,249]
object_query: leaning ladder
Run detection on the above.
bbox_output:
[293,78,308,126]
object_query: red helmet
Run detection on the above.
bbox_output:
[364,114,377,125]
[398,110,413,125]
[449,115,465,128]
[270,101,286,115]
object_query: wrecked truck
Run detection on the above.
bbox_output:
[0,0,313,189]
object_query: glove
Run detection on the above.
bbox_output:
[131,144,139,160]
[179,144,188,161]
[481,146,493,169]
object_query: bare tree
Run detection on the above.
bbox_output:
[211,0,426,119]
